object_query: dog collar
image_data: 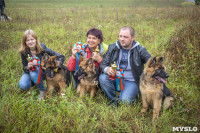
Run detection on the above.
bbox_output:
[54,68,58,72]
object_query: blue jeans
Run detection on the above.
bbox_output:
[99,73,139,104]
[19,70,45,91]
[0,5,4,13]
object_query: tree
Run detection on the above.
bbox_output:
[195,0,200,5]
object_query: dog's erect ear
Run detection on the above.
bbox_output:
[87,58,93,65]
[52,56,60,67]
[149,57,156,68]
[42,53,49,61]
[54,56,59,62]
[41,54,47,70]
[79,55,84,62]
[158,57,164,64]
[41,53,49,70]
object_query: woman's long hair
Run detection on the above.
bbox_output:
[18,29,42,54]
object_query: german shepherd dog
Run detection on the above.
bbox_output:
[41,53,70,97]
[74,57,99,98]
[140,57,174,121]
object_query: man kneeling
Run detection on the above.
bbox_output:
[99,26,151,105]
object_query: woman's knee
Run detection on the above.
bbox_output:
[29,71,37,81]
[19,81,30,90]
[19,73,30,90]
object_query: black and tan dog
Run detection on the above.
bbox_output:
[140,57,174,121]
[41,53,70,97]
[74,58,99,98]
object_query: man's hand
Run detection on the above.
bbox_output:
[106,67,116,76]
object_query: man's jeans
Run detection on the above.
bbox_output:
[0,5,4,13]
[99,73,139,104]
[19,70,45,91]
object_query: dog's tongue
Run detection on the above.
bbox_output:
[155,76,166,84]
[78,74,86,80]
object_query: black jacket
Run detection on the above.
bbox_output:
[0,0,5,7]
[100,40,151,85]
[21,43,65,73]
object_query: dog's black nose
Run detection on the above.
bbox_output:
[165,74,169,78]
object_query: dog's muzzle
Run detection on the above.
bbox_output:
[74,67,87,80]
[46,67,55,78]
[153,68,169,84]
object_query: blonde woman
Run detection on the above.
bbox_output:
[18,29,65,100]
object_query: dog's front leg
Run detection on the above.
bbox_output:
[47,84,55,97]
[58,81,66,96]
[79,85,85,98]
[152,98,162,121]
[90,85,96,98]
[77,84,80,93]
[141,94,149,115]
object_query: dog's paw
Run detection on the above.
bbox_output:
[141,108,147,114]
[141,112,145,117]
[61,93,66,96]
[152,118,158,122]
[141,111,146,117]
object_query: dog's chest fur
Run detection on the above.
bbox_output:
[46,70,66,87]
[80,77,97,86]
[140,74,163,106]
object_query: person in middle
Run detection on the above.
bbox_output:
[67,28,106,88]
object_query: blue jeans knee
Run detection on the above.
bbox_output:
[19,73,31,90]
[99,73,139,104]
[99,73,117,101]
[119,80,139,104]
[19,70,45,91]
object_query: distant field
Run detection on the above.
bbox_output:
[6,0,185,8]
[0,0,199,132]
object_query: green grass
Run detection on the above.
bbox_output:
[0,0,200,132]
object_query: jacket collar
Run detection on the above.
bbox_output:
[84,43,105,55]
[116,40,139,50]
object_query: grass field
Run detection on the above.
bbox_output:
[0,0,200,132]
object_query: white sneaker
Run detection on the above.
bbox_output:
[38,91,45,100]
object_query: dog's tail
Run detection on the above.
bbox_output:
[163,96,174,110]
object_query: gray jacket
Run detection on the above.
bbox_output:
[100,40,151,85]
[21,43,65,73]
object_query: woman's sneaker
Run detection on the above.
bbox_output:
[38,91,45,100]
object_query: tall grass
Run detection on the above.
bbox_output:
[166,7,200,87]
[0,0,199,132]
